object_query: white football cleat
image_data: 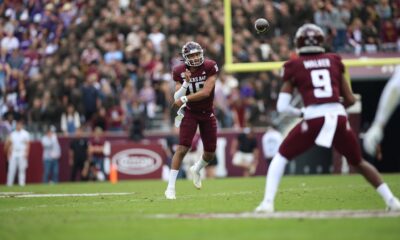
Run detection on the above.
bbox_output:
[387,197,400,211]
[164,189,176,200]
[190,166,202,189]
[254,201,274,213]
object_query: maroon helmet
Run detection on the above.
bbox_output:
[294,24,325,54]
[182,41,204,67]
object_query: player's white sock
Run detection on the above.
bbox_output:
[263,153,288,203]
[167,169,179,190]
[376,183,395,205]
[193,159,208,173]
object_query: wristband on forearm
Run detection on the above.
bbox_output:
[182,81,189,89]
[180,96,188,103]
[174,82,190,100]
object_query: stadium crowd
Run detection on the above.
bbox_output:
[0,0,399,140]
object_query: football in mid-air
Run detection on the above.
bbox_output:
[254,18,270,34]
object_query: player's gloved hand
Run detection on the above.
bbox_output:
[363,124,383,156]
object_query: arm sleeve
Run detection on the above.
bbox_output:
[281,61,294,83]
[276,92,302,117]
[174,81,189,100]
[172,70,181,83]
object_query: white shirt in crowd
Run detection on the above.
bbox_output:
[148,32,165,53]
[41,133,61,160]
[261,128,283,159]
[1,35,19,52]
[9,129,30,159]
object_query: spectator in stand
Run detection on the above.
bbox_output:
[123,46,140,86]
[330,1,351,52]
[0,62,10,96]
[7,48,24,70]
[81,73,101,123]
[104,41,124,65]
[348,18,364,55]
[107,100,125,132]
[148,25,165,54]
[60,104,81,134]
[363,19,380,53]
[2,101,21,126]
[1,29,19,52]
[27,97,43,137]
[381,20,398,51]
[314,1,332,35]
[92,106,108,131]
[81,42,102,65]
[375,0,392,20]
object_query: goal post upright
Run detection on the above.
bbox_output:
[223,0,233,66]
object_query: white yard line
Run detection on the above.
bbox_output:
[152,210,400,219]
[0,192,33,195]
[0,192,134,198]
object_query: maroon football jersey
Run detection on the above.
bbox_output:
[173,59,219,112]
[282,53,344,107]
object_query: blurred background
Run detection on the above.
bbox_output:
[0,0,399,184]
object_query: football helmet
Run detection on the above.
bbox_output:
[182,41,204,67]
[294,24,325,54]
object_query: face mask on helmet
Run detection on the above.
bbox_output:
[182,42,204,67]
[295,24,325,54]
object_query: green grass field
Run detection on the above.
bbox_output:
[0,174,399,240]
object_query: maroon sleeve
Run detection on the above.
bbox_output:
[205,60,219,77]
[281,60,295,83]
[172,66,183,83]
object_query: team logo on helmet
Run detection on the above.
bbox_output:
[295,24,325,54]
[182,41,204,67]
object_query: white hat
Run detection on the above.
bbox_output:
[33,13,42,23]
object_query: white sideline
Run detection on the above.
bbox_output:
[0,192,134,198]
[152,210,400,219]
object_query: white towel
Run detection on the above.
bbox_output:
[315,113,338,148]
[174,103,186,128]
